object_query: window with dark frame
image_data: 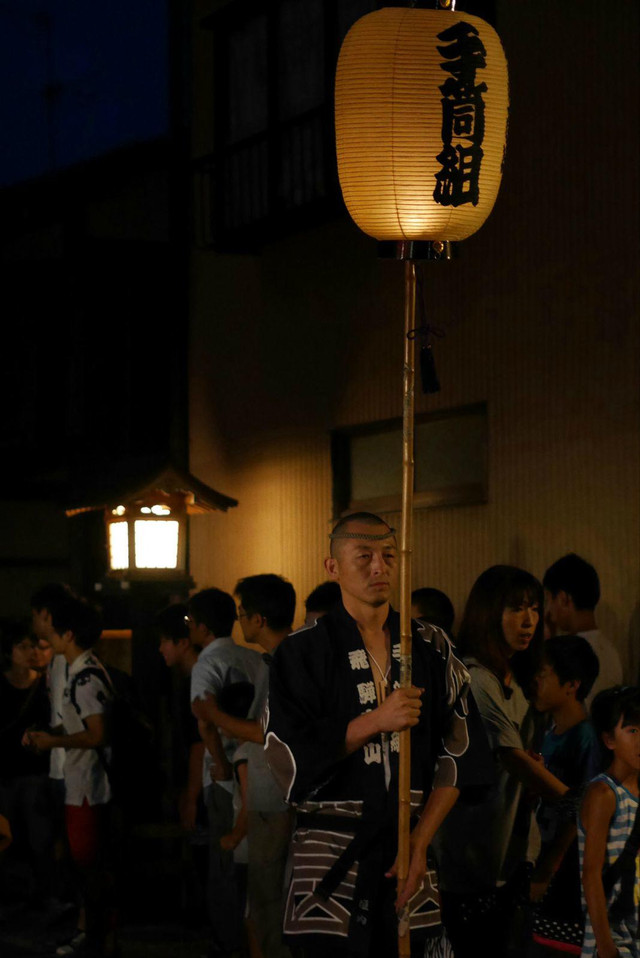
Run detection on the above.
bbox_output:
[195,0,376,251]
[331,403,488,517]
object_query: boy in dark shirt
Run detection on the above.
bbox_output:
[156,603,204,833]
[530,635,601,955]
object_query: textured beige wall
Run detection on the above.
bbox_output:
[188,1,640,674]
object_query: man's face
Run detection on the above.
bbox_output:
[325,522,398,609]
[32,638,53,671]
[237,605,261,644]
[48,630,67,655]
[185,613,207,646]
[159,635,180,668]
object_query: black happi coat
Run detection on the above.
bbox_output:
[264,602,493,954]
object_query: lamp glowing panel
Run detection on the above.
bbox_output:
[134,519,180,569]
[335,8,509,242]
[109,521,129,571]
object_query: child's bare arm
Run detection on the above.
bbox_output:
[195,717,232,782]
[581,780,618,958]
[26,713,106,751]
[531,822,577,901]
[220,760,249,852]
[499,747,569,800]
[179,741,205,831]
[193,693,262,744]
[217,713,263,744]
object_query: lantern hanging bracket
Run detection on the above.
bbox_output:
[378,240,456,262]
[409,0,456,9]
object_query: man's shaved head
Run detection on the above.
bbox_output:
[329,512,396,557]
[325,513,398,611]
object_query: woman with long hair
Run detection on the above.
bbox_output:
[457,564,544,696]
[433,565,568,958]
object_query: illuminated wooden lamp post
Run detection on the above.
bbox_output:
[335,3,508,953]
[66,464,238,580]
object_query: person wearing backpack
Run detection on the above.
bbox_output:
[25,596,115,958]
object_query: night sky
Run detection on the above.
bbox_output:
[0,0,168,186]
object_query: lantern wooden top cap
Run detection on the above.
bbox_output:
[66,464,238,518]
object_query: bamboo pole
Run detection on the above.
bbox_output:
[397,258,416,957]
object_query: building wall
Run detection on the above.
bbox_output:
[188,0,640,676]
[0,146,173,614]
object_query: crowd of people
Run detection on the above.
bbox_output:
[0,513,637,958]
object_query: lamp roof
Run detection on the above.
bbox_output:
[66,463,238,517]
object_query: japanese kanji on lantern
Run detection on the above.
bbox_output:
[335,6,509,242]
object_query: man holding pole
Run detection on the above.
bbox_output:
[264,512,493,958]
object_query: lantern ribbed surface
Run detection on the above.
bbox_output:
[335,7,509,242]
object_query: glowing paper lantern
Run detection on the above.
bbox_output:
[105,499,185,574]
[335,7,509,242]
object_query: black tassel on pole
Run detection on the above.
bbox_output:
[419,341,440,394]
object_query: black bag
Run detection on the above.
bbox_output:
[69,665,155,805]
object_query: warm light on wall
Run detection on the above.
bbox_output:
[335,7,509,242]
